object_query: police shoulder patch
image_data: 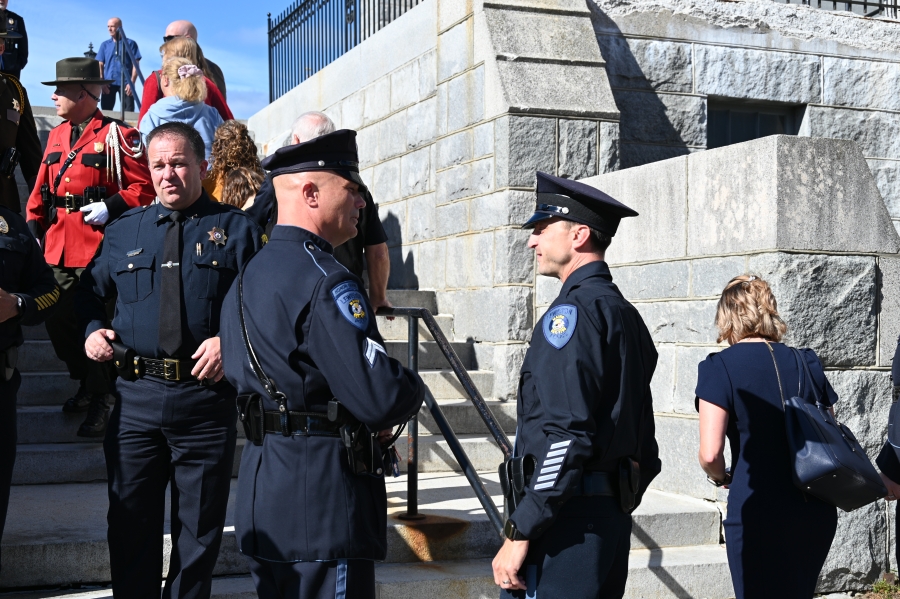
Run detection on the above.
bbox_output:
[331,280,370,331]
[542,304,578,350]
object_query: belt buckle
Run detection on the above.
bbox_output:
[163,359,180,381]
[64,192,75,213]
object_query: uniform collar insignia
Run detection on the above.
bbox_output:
[208,227,227,246]
[0,215,8,235]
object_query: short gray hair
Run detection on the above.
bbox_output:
[290,111,336,144]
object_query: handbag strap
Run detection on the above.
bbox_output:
[765,341,788,410]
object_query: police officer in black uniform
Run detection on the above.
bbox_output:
[492,172,661,599]
[0,1,27,80]
[76,122,264,598]
[219,130,424,599]
[0,16,39,213]
[0,205,59,572]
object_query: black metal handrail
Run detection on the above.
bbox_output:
[267,0,425,102]
[378,306,512,535]
[780,0,899,17]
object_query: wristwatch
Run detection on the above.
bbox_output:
[12,294,24,317]
[707,468,733,488]
[503,519,528,541]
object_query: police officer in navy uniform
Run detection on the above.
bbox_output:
[0,1,27,80]
[492,172,661,599]
[219,130,424,599]
[0,205,58,573]
[76,122,264,598]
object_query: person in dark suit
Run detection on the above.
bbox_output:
[696,275,838,599]
[492,172,660,598]
[219,129,424,599]
[0,1,27,80]
[77,122,264,598]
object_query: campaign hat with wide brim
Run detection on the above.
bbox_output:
[42,57,114,86]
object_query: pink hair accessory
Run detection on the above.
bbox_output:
[177,64,203,79]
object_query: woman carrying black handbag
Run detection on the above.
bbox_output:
[695,275,838,599]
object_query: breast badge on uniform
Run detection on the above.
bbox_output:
[0,215,8,235]
[94,142,105,153]
[208,227,227,246]
[543,304,578,349]
[331,281,370,331]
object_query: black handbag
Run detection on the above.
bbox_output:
[767,343,886,512]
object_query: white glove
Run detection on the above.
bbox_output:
[79,202,110,226]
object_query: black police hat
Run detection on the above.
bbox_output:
[261,129,367,192]
[42,57,114,86]
[522,171,638,236]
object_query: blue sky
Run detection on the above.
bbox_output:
[16,0,291,119]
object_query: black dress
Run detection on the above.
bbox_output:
[695,342,838,599]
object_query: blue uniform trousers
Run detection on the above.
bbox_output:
[501,496,632,599]
[248,557,375,599]
[104,376,236,599]
[0,369,20,576]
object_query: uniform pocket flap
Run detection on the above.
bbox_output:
[115,254,155,273]
[44,151,62,165]
[0,235,26,253]
[194,251,236,270]
[81,153,108,169]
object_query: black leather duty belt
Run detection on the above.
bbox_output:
[261,411,341,437]
[574,472,617,497]
[48,193,102,212]
[139,356,199,382]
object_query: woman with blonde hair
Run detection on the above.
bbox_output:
[695,275,838,599]
[138,36,232,126]
[138,57,223,159]
[203,121,262,200]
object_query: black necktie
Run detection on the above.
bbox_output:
[158,211,184,356]
[70,124,81,148]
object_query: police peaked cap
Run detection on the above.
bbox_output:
[260,129,367,192]
[522,171,638,237]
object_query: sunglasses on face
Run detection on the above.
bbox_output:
[163,35,181,42]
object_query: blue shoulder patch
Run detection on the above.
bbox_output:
[331,281,370,331]
[542,304,578,350]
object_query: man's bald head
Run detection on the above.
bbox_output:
[166,20,198,41]
[273,170,365,247]
[289,111,335,146]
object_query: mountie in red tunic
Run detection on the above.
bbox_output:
[26,109,155,268]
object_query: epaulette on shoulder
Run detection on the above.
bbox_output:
[302,241,348,279]
[115,204,152,221]
[100,115,129,128]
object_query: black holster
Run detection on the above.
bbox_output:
[237,393,265,446]
[619,457,641,513]
[40,184,57,225]
[499,455,536,519]
[329,399,383,477]
[0,147,19,178]
[0,346,18,382]
[111,341,138,381]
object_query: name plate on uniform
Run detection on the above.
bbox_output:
[6,109,19,125]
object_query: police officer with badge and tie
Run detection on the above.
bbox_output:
[76,122,264,598]
[0,0,27,80]
[492,172,661,599]
[0,205,58,574]
[219,130,424,599]
[0,16,40,214]
[26,57,154,438]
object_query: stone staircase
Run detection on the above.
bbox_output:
[1,290,734,598]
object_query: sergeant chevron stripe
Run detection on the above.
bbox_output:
[35,287,60,310]
[533,439,572,490]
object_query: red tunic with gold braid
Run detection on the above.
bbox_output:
[26,109,155,268]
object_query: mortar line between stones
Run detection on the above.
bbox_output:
[683,156,690,257]
[619,141,706,150]
[609,248,894,268]
[594,30,900,65]
[807,102,900,116]
[691,42,697,95]
[437,12,473,36]
[819,55,825,104]
[608,87,706,99]
[436,61,486,87]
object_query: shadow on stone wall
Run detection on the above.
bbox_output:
[383,211,419,289]
[587,5,694,169]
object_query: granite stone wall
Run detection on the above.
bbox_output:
[590,0,900,233]
[579,134,900,592]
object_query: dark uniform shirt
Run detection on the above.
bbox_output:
[220,225,424,562]
[510,261,661,540]
[0,206,58,350]
[76,191,264,358]
[245,177,388,279]
[0,10,27,79]
[0,72,40,213]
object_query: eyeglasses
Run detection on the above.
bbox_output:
[162,35,180,43]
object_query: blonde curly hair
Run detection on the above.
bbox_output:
[208,121,262,186]
[715,275,787,345]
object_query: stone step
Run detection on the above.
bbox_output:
[0,546,735,599]
[22,323,49,340]
[11,440,245,485]
[18,340,67,372]
[0,472,723,590]
[385,289,437,314]
[376,313,454,342]
[395,434,507,473]
[16,393,512,445]
[17,372,80,407]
